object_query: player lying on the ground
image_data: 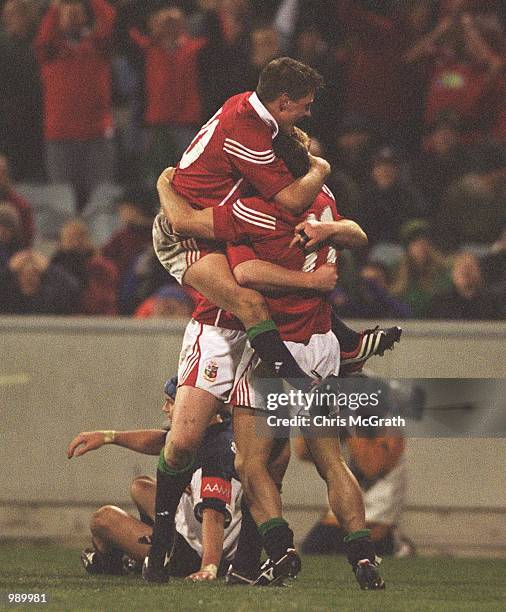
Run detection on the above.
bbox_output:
[67,378,288,581]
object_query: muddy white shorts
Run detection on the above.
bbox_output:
[153,213,225,285]
[178,318,247,402]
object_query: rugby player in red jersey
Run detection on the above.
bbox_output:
[222,137,384,590]
[144,58,337,581]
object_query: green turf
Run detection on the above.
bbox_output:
[0,545,505,611]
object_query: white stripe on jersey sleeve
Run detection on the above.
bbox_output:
[322,184,336,200]
[232,204,276,231]
[234,200,277,224]
[224,138,274,157]
[223,145,276,165]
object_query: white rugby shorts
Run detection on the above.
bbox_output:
[153,213,224,285]
[178,318,247,402]
[231,330,340,411]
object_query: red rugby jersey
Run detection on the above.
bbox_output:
[171,92,294,209]
[207,186,341,343]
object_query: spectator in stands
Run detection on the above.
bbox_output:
[0,153,35,247]
[244,24,281,89]
[481,227,506,290]
[437,143,506,248]
[413,112,475,217]
[51,219,119,315]
[129,6,206,180]
[335,0,430,146]
[358,147,427,246]
[427,251,502,320]
[197,0,251,119]
[102,186,157,314]
[0,0,45,181]
[331,261,411,320]
[131,245,174,311]
[0,249,80,314]
[134,284,194,320]
[391,220,451,318]
[404,6,505,142]
[35,0,117,211]
[326,114,375,219]
[290,25,344,145]
[0,202,23,264]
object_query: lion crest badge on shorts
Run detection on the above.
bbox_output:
[203,360,219,382]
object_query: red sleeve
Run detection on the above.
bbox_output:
[129,27,150,50]
[89,0,116,42]
[226,242,257,270]
[34,4,63,63]
[213,197,279,242]
[223,122,294,200]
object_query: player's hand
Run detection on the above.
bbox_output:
[290,218,333,250]
[309,263,338,292]
[185,565,218,581]
[308,154,331,177]
[157,166,176,188]
[67,431,107,458]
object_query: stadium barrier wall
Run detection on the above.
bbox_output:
[1,317,505,556]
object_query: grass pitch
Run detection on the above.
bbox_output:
[1,545,505,611]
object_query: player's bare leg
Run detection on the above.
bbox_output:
[144,386,222,582]
[130,475,156,524]
[233,408,282,522]
[304,436,365,533]
[91,505,151,563]
[232,408,300,585]
[303,434,385,590]
[227,434,291,585]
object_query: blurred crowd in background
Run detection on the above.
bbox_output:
[0,0,504,319]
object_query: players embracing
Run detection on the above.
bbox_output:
[148,57,394,589]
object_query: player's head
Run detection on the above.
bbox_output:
[256,57,323,132]
[272,128,311,178]
[162,376,178,423]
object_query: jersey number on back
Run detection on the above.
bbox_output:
[179,109,222,170]
[302,206,337,273]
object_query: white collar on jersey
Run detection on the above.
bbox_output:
[248,92,279,138]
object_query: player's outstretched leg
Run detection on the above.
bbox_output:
[82,505,152,575]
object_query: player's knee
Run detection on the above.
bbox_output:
[90,505,118,537]
[130,476,152,502]
[229,287,268,324]
[165,436,198,467]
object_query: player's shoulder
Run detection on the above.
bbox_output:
[221,91,273,143]
[310,185,342,220]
